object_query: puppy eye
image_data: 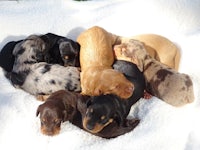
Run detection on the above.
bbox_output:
[100,116,108,124]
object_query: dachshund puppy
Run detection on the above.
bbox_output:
[83,94,139,134]
[114,34,180,71]
[9,35,81,97]
[36,90,139,138]
[0,40,22,74]
[40,33,80,67]
[77,26,134,99]
[113,39,194,106]
[112,60,146,102]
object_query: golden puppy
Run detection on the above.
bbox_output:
[113,39,194,107]
[77,26,134,99]
[115,34,180,71]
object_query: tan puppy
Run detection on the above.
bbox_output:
[115,34,180,71]
[113,39,194,107]
[77,26,134,99]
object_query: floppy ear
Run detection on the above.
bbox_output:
[114,110,124,126]
[62,110,68,122]
[36,105,41,117]
[86,99,92,108]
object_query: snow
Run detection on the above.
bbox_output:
[0,0,200,150]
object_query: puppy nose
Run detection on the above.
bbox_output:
[86,123,94,131]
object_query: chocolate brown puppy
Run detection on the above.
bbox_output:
[77,26,134,99]
[113,39,194,107]
[36,90,139,138]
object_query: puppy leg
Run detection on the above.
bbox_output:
[36,95,50,101]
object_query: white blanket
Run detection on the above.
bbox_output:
[0,0,200,150]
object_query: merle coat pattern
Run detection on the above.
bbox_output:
[9,34,81,96]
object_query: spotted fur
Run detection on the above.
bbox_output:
[9,34,81,96]
[114,39,194,107]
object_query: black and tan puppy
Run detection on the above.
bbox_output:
[36,90,139,138]
[40,33,80,67]
[9,34,81,98]
[114,39,194,106]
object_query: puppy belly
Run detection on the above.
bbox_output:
[21,64,81,95]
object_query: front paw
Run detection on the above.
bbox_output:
[125,118,140,127]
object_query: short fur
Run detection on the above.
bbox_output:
[9,35,81,97]
[77,26,134,99]
[113,39,194,106]
[115,34,181,71]
[0,40,22,73]
[36,90,139,138]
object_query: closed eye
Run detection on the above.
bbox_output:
[100,116,108,124]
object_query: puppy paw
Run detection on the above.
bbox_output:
[36,95,50,101]
[125,118,140,127]
[143,90,152,99]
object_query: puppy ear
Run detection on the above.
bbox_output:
[114,110,124,126]
[86,99,92,108]
[62,110,68,122]
[36,105,41,117]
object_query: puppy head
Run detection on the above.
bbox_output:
[13,35,47,63]
[114,39,147,72]
[83,95,123,134]
[58,38,80,67]
[36,102,66,136]
[101,69,134,99]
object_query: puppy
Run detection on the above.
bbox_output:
[113,39,194,106]
[40,33,80,67]
[83,94,140,134]
[115,34,181,71]
[77,26,134,99]
[9,35,81,97]
[112,60,146,102]
[36,90,140,138]
[0,40,22,73]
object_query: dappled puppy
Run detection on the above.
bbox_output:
[36,90,139,138]
[113,39,194,106]
[115,34,180,71]
[9,34,81,98]
[77,26,134,99]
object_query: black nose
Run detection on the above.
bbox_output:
[86,123,94,130]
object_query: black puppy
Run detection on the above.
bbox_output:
[36,90,139,138]
[82,60,145,133]
[0,40,22,74]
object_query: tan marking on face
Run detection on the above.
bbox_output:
[64,55,69,59]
